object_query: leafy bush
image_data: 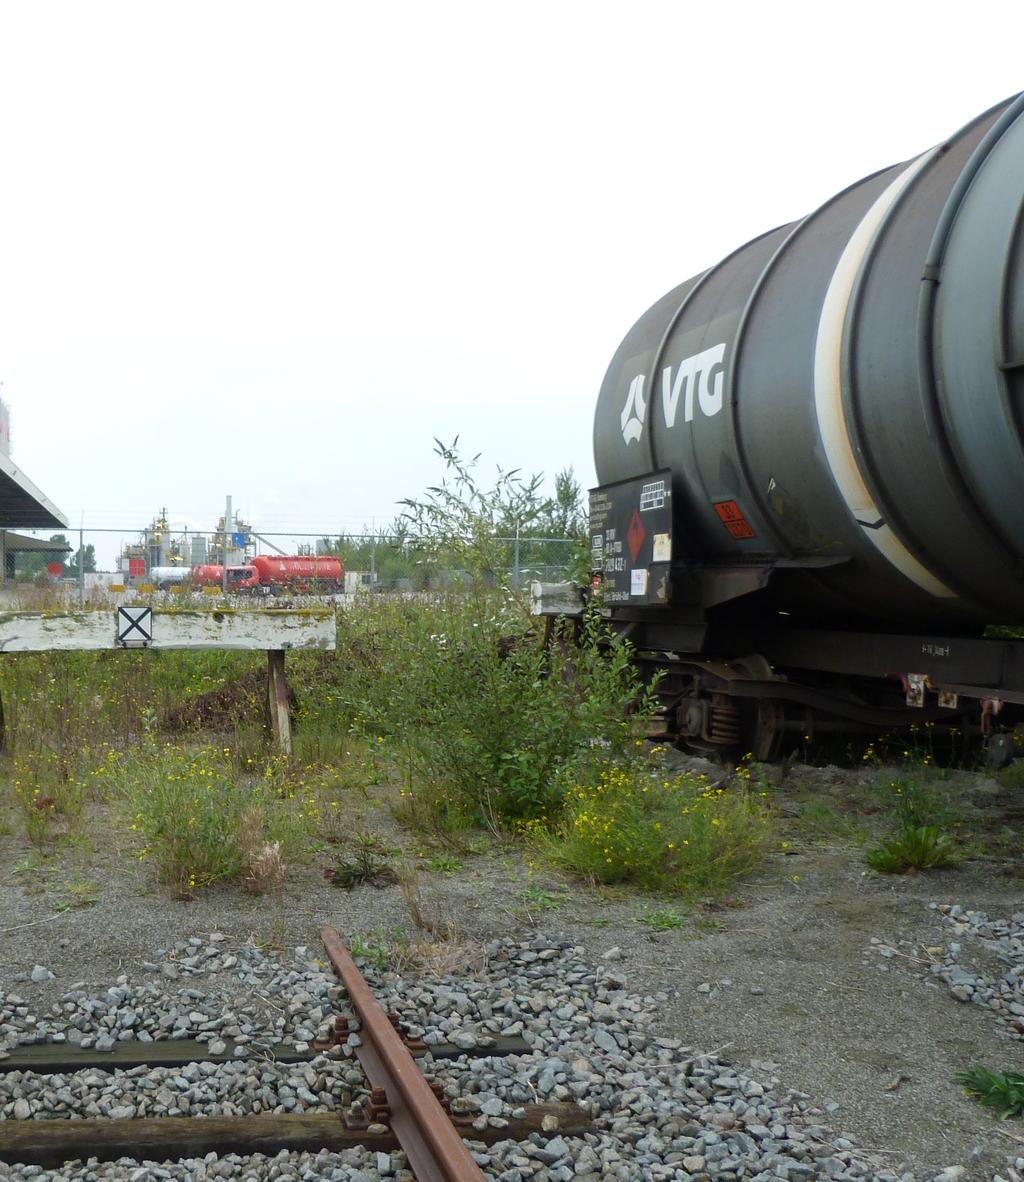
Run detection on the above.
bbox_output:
[322,593,653,831]
[397,437,587,583]
[956,1065,1024,1118]
[532,750,773,894]
[865,825,958,874]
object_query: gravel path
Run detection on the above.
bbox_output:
[1,758,1023,1180]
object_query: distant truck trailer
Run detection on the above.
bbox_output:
[188,555,344,595]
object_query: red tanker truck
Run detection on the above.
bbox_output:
[187,555,344,594]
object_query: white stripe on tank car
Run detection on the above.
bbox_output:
[812,149,956,598]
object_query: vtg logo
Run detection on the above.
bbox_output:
[619,375,646,444]
[619,343,728,446]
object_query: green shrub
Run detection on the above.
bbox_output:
[956,1065,1024,1118]
[865,825,958,874]
[286,442,655,833]
[325,594,653,831]
[531,750,773,895]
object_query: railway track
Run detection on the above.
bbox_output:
[0,927,589,1175]
[0,924,940,1179]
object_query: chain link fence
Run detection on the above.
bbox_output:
[0,527,583,599]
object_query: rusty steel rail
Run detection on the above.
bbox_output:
[0,931,590,1170]
[321,925,488,1182]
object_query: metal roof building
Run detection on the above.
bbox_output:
[0,449,67,530]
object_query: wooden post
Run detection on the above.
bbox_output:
[267,648,291,756]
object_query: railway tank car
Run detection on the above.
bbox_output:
[537,92,1024,760]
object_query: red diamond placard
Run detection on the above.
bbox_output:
[627,509,646,562]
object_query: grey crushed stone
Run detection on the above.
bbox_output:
[0,933,1014,1181]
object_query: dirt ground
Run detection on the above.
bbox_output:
[2,755,1023,1179]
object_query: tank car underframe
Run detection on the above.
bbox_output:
[621,621,1021,761]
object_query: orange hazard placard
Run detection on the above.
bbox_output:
[714,500,756,540]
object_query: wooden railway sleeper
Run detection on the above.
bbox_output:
[0,932,591,1175]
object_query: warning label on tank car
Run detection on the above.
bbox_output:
[626,511,646,562]
[714,500,757,540]
[588,470,673,605]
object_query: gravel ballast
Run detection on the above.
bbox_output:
[0,928,1021,1181]
[0,934,972,1181]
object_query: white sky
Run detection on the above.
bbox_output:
[0,0,1021,566]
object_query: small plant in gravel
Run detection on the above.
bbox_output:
[324,832,400,888]
[349,923,407,972]
[11,850,46,876]
[865,825,958,874]
[532,748,773,895]
[423,852,463,875]
[519,883,570,914]
[635,907,687,930]
[956,1064,1024,1118]
[57,879,102,909]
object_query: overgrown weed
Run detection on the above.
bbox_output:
[865,759,961,874]
[110,741,310,898]
[865,826,958,874]
[530,747,773,896]
[340,595,654,833]
[518,883,570,916]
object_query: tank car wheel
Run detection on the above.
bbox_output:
[732,655,785,762]
[750,699,785,762]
